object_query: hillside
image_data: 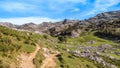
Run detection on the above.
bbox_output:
[0,10,120,68]
[0,26,42,68]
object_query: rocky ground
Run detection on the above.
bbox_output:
[72,43,119,68]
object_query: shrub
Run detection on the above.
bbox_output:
[43,34,48,39]
[58,36,67,43]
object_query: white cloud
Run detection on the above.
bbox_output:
[95,0,120,10]
[85,0,120,16]
[71,8,80,12]
[34,0,86,3]
[57,0,86,3]
[0,17,61,25]
[0,0,86,15]
[0,2,37,12]
[44,0,85,14]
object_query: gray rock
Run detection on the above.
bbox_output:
[86,40,97,44]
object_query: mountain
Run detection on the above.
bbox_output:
[13,19,80,37]
[87,10,120,24]
[0,10,120,38]
[86,10,120,40]
[2,10,119,38]
[0,22,17,28]
[16,22,38,31]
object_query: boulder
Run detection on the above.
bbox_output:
[86,40,97,44]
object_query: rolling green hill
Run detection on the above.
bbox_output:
[0,25,120,68]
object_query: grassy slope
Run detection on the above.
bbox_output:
[0,26,119,68]
[0,26,44,67]
[36,31,119,68]
[54,32,119,68]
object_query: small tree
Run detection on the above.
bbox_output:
[43,34,48,39]
[58,36,67,43]
[0,33,3,38]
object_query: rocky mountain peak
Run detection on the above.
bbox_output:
[0,22,16,28]
[88,10,120,23]
[63,19,79,24]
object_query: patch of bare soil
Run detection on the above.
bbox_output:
[40,48,60,68]
[18,44,40,68]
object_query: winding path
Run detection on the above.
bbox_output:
[18,44,60,68]
[40,51,60,68]
[19,44,40,68]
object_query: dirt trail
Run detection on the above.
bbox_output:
[40,50,60,68]
[19,44,40,68]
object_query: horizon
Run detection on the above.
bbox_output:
[0,0,120,25]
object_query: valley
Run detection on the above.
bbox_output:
[0,10,120,68]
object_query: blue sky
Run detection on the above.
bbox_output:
[0,0,120,24]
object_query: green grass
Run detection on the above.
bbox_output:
[55,32,118,52]
[20,45,35,53]
[56,50,105,68]
[109,54,120,60]
[0,26,119,68]
[101,56,120,68]
[54,32,119,68]
[33,50,45,68]
[0,26,44,67]
[101,53,120,60]
[66,32,117,47]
